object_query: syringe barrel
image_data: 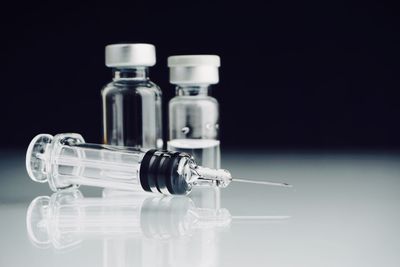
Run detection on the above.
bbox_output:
[26,133,146,191]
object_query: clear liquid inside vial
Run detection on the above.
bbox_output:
[168,139,220,169]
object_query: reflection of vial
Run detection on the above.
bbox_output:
[102,44,163,149]
[167,55,221,168]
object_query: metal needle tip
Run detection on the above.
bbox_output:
[233,178,292,188]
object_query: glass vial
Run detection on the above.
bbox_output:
[167,55,221,168]
[102,44,163,149]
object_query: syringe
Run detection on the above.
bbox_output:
[26,133,291,195]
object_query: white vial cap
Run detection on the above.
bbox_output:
[105,43,156,68]
[168,55,220,84]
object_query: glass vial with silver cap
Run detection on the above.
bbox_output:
[102,43,163,149]
[167,55,221,168]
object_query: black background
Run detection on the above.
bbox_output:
[1,1,399,150]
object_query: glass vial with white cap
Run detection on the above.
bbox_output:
[102,44,163,149]
[168,55,221,168]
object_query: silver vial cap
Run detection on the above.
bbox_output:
[168,55,220,85]
[105,43,156,68]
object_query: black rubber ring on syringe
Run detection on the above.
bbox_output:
[139,149,190,195]
[158,151,182,195]
[139,149,157,192]
[156,152,171,193]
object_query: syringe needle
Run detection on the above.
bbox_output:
[232,215,291,220]
[233,178,292,187]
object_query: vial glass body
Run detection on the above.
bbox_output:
[102,68,163,149]
[168,85,220,168]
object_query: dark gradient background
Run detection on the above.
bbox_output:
[0,1,399,150]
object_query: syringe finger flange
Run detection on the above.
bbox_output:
[26,134,54,183]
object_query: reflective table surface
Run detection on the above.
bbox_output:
[1,150,399,267]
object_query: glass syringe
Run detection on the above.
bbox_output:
[26,133,291,195]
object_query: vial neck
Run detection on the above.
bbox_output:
[112,67,149,81]
[176,85,210,96]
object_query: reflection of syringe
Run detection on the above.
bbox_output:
[26,189,290,250]
[26,133,291,195]
[26,190,194,249]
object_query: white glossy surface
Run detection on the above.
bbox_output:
[1,150,400,267]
